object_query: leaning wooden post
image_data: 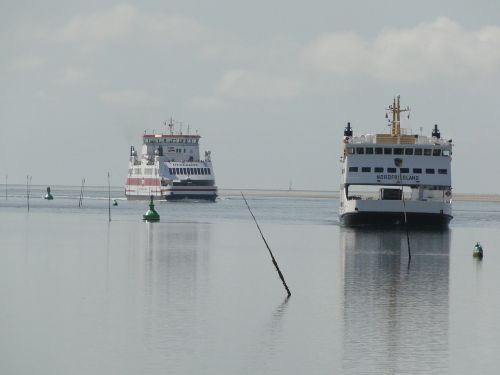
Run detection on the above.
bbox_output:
[241,193,291,298]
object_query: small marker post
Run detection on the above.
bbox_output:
[108,172,111,222]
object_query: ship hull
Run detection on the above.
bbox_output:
[340,211,452,228]
[125,186,217,201]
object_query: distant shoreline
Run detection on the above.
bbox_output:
[221,189,500,202]
[2,184,499,202]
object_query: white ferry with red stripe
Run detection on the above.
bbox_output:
[125,120,217,201]
[339,96,453,227]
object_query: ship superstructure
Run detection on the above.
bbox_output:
[125,120,217,201]
[339,96,453,227]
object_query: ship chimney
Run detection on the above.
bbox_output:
[344,122,353,137]
[432,124,441,139]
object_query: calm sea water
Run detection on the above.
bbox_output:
[1,186,500,374]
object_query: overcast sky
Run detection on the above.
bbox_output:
[1,1,500,193]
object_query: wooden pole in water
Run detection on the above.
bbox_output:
[241,193,291,298]
[26,175,32,212]
[78,178,85,208]
[108,172,111,222]
[395,158,411,260]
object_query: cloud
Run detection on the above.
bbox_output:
[8,56,45,72]
[303,17,500,83]
[41,4,207,51]
[191,95,226,111]
[217,69,301,99]
[99,89,162,107]
[57,67,94,86]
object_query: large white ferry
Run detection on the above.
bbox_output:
[339,96,453,227]
[125,120,217,201]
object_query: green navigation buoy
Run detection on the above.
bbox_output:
[473,242,483,259]
[44,186,54,200]
[143,195,160,221]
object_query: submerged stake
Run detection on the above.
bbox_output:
[241,193,291,298]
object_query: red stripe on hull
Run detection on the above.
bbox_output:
[126,178,160,186]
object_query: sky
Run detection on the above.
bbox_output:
[1,0,500,193]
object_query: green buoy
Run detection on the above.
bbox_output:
[473,242,483,259]
[44,186,54,200]
[143,195,160,221]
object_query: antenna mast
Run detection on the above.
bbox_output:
[168,117,174,135]
[386,95,410,136]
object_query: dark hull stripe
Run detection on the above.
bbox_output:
[126,193,217,201]
[340,211,452,228]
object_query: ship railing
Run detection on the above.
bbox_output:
[347,191,451,203]
[347,134,451,146]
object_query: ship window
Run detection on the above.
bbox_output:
[348,167,358,172]
[375,147,383,155]
[405,148,414,155]
[361,167,371,172]
[128,169,133,175]
[168,168,173,174]
[400,168,409,173]
[356,147,364,154]
[347,147,355,155]
[413,168,422,174]
[197,168,201,174]
[442,150,450,157]
[374,167,384,172]
[184,149,186,153]
[384,148,392,155]
[365,148,374,154]
[414,148,423,155]
[433,149,441,156]
[424,149,432,156]
[387,167,396,173]
[207,168,211,175]
[426,168,435,174]
[438,169,448,175]
[183,168,187,174]
[394,148,403,155]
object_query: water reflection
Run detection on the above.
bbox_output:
[142,222,211,360]
[340,228,450,374]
